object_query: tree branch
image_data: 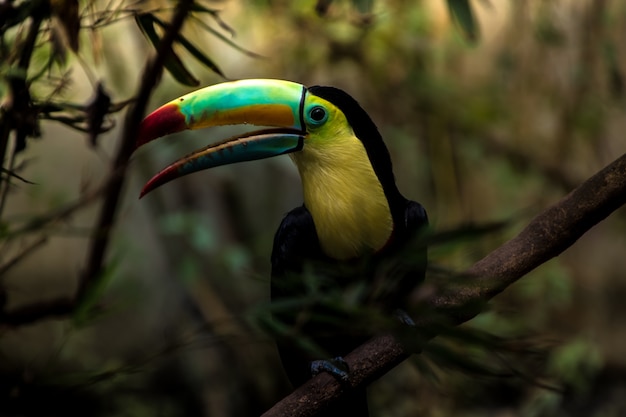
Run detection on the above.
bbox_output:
[0,235,47,276]
[0,296,75,327]
[0,14,43,218]
[79,0,195,298]
[263,152,626,417]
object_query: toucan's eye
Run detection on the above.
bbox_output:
[310,107,326,121]
[308,106,328,125]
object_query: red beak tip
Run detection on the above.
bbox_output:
[139,186,151,199]
[135,123,156,150]
[136,104,187,149]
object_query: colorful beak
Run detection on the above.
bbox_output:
[136,79,308,197]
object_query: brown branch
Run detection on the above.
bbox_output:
[7,181,106,238]
[0,14,43,218]
[0,184,106,326]
[0,235,47,276]
[79,0,195,298]
[263,152,626,417]
[0,0,196,327]
[0,296,75,327]
[476,132,580,191]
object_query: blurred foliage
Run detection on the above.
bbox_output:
[1,0,626,417]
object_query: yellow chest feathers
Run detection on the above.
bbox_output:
[290,126,393,261]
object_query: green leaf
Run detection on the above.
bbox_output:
[189,4,236,37]
[0,1,48,33]
[177,34,225,78]
[446,0,479,42]
[191,16,263,59]
[72,258,119,327]
[548,338,603,392]
[158,211,217,252]
[51,0,80,52]
[351,0,374,15]
[134,13,199,86]
[152,16,225,78]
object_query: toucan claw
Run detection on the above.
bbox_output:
[310,356,350,383]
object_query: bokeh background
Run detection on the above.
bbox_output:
[2,0,626,416]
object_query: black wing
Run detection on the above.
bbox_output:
[270,206,323,385]
[371,199,429,310]
[270,205,323,297]
[402,199,429,289]
[270,206,370,416]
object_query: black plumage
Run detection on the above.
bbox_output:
[270,86,428,416]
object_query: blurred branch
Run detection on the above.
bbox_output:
[555,0,606,157]
[446,0,479,42]
[263,152,626,417]
[6,181,105,239]
[0,0,196,326]
[0,167,36,184]
[0,235,47,276]
[0,296,75,326]
[0,185,105,325]
[478,132,581,191]
[0,12,43,219]
[79,0,195,299]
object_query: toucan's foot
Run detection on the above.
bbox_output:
[310,357,350,382]
[394,309,416,326]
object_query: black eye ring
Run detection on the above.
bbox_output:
[309,106,327,122]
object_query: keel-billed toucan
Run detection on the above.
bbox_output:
[135,79,428,416]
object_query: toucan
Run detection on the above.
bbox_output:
[135,79,428,416]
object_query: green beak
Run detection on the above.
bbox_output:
[136,79,308,197]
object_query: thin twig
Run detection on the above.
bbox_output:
[0,167,36,184]
[0,235,47,276]
[0,147,18,216]
[0,14,43,220]
[0,296,76,326]
[6,181,106,239]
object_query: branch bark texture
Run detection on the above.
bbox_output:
[263,152,626,417]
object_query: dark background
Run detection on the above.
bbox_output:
[2,1,626,416]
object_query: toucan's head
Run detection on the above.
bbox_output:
[135,79,397,199]
[136,79,405,259]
